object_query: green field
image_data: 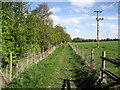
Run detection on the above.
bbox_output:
[5,42,120,89]
[71,41,120,76]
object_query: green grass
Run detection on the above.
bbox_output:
[71,41,120,76]
[5,43,116,89]
[5,44,85,88]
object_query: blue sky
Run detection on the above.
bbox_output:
[30,1,118,39]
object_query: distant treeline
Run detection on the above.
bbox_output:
[72,37,119,42]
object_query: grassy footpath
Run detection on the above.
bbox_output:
[5,44,87,88]
[71,41,119,76]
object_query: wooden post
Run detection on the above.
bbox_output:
[5,66,8,78]
[76,46,78,54]
[76,46,77,53]
[81,47,86,65]
[101,51,107,83]
[16,63,18,76]
[27,53,28,67]
[82,47,85,60]
[10,52,12,81]
[33,48,35,63]
[42,46,44,58]
[91,48,94,69]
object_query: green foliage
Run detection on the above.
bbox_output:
[73,66,99,89]
[2,2,71,67]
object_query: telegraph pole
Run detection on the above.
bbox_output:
[94,11,104,48]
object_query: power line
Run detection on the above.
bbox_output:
[101,2,117,12]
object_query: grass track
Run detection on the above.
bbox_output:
[6,44,83,88]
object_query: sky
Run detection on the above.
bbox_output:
[30,0,119,39]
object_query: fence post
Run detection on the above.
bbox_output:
[76,46,78,54]
[27,52,28,67]
[16,63,18,76]
[101,51,107,84]
[42,46,44,58]
[10,52,12,82]
[90,48,94,69]
[33,48,35,63]
[5,66,8,80]
[82,47,85,64]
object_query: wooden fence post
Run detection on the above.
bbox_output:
[76,46,78,54]
[42,46,44,58]
[27,53,28,67]
[91,48,94,69]
[101,51,107,83]
[82,47,85,62]
[16,63,18,76]
[10,52,12,81]
[5,66,8,79]
[33,48,35,63]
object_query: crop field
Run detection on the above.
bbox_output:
[71,41,120,76]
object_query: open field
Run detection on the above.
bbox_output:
[4,42,120,88]
[5,44,99,89]
[71,41,120,76]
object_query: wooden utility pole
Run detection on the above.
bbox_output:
[94,11,104,48]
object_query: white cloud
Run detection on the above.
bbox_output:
[107,24,118,38]
[85,23,104,28]
[82,31,96,39]
[50,15,60,22]
[81,14,89,17]
[50,15,85,26]
[69,23,118,39]
[104,16,118,20]
[49,7,61,13]
[99,24,118,39]
[70,0,96,8]
[68,29,81,39]
[74,29,80,33]
[65,17,80,24]
[72,7,89,13]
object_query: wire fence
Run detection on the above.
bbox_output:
[69,43,93,68]
[0,45,58,89]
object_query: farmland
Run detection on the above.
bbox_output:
[71,41,120,76]
[3,41,120,89]
[5,44,99,89]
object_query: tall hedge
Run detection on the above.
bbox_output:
[1,2,71,67]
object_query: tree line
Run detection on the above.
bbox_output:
[72,37,119,42]
[1,2,71,67]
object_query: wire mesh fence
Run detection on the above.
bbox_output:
[0,45,58,89]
